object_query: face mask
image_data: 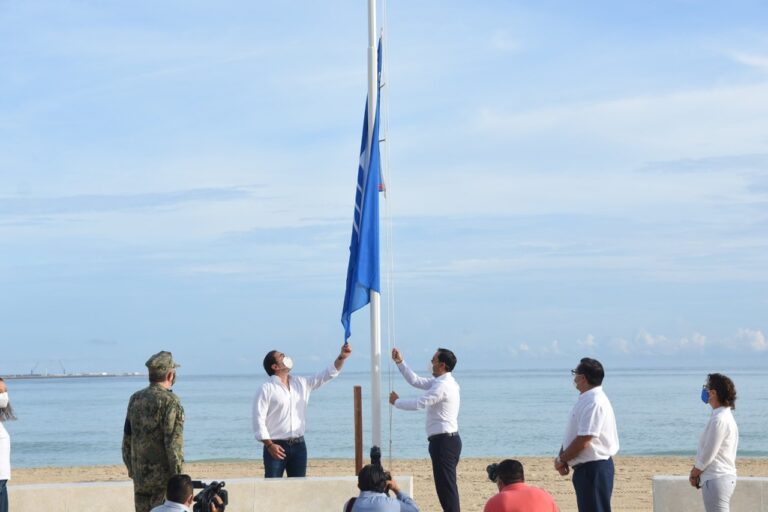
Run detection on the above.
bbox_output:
[0,392,8,409]
[701,387,709,404]
[282,356,294,370]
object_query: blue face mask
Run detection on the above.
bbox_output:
[701,387,710,404]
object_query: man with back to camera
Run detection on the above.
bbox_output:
[553,357,619,512]
[150,474,223,512]
[389,347,461,512]
[123,351,185,512]
[484,459,559,512]
[252,343,352,478]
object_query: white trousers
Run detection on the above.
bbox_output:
[702,475,736,512]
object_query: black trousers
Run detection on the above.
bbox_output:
[572,458,614,512]
[428,433,462,512]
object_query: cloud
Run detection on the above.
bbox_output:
[732,53,768,72]
[638,153,768,175]
[578,334,597,350]
[0,186,258,217]
[735,328,767,352]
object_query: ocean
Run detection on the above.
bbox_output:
[4,367,767,468]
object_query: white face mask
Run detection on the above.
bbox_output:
[0,392,8,409]
[282,356,294,370]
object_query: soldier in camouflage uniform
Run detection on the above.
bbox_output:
[123,351,185,512]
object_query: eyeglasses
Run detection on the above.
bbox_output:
[570,369,581,376]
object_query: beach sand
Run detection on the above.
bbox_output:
[11,457,768,511]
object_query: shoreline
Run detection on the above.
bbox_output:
[10,456,768,512]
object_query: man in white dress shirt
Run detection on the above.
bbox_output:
[554,357,619,512]
[252,343,352,478]
[389,347,461,512]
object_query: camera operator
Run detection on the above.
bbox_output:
[343,464,420,512]
[484,460,559,512]
[150,475,223,512]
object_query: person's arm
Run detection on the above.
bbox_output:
[306,344,351,390]
[121,411,133,478]
[391,349,432,390]
[388,479,420,512]
[392,381,444,411]
[164,400,185,474]
[253,386,286,460]
[559,435,593,463]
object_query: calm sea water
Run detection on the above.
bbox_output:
[4,368,767,467]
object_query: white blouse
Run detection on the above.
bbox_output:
[0,421,10,480]
[695,406,738,482]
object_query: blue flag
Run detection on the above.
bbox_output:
[341,40,382,341]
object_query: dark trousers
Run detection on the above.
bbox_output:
[0,479,7,512]
[428,434,461,512]
[133,486,165,512]
[572,458,614,512]
[263,440,308,478]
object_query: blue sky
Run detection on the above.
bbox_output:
[1,1,767,375]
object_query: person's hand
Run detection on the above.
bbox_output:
[387,478,401,495]
[339,343,352,360]
[689,466,702,488]
[554,457,569,475]
[391,348,403,364]
[266,442,286,460]
[209,494,224,512]
[389,391,399,405]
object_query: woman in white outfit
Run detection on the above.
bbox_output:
[689,373,738,512]
[0,377,15,512]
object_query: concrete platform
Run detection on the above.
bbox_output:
[8,475,414,512]
[653,475,768,511]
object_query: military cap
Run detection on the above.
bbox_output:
[145,351,180,374]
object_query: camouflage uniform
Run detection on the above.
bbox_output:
[122,351,185,512]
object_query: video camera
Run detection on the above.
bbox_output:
[486,463,498,482]
[192,480,228,512]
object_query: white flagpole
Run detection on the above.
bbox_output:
[367,0,382,451]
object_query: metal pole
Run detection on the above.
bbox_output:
[367,0,382,451]
[354,385,363,474]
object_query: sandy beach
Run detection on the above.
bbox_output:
[10,456,768,511]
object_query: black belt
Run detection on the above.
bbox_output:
[275,436,305,445]
[428,432,459,442]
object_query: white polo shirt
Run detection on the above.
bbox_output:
[150,500,190,512]
[393,361,460,438]
[562,386,619,466]
[0,421,10,480]
[252,364,340,441]
[695,406,738,482]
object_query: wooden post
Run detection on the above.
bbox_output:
[354,385,363,474]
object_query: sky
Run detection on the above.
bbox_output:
[1,0,767,375]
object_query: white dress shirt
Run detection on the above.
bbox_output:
[393,361,460,438]
[695,406,738,482]
[150,500,190,512]
[0,422,10,480]
[252,364,340,441]
[562,386,619,466]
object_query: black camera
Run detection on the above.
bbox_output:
[486,463,498,482]
[192,480,228,512]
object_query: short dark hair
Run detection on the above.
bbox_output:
[707,373,737,409]
[436,348,457,372]
[496,459,525,486]
[166,474,194,504]
[263,350,279,376]
[576,357,604,386]
[148,371,170,383]
[357,464,389,493]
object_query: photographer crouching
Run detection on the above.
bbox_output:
[151,475,226,512]
[484,459,559,512]
[343,464,419,512]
